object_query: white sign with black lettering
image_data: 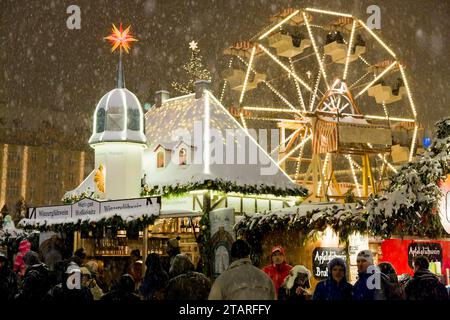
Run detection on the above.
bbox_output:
[27,197,160,225]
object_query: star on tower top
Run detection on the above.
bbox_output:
[189,40,198,51]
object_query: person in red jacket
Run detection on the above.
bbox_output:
[262,245,292,297]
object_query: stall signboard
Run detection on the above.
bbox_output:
[29,204,72,222]
[312,247,347,280]
[407,242,442,268]
[28,196,161,225]
[72,198,100,219]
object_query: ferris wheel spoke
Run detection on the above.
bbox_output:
[258,44,313,93]
[277,134,312,165]
[399,63,418,118]
[270,128,301,155]
[303,12,330,90]
[346,155,362,197]
[343,20,357,81]
[289,57,307,111]
[355,61,398,99]
[357,19,397,58]
[239,46,257,105]
[236,55,300,113]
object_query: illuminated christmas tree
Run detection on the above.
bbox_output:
[172,41,211,94]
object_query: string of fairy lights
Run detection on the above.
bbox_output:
[220,7,419,198]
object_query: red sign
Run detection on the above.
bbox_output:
[380,239,450,276]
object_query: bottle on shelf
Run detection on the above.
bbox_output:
[194,220,200,233]
[187,218,193,233]
[180,218,186,233]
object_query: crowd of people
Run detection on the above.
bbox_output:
[0,238,449,301]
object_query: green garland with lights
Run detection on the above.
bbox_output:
[140,178,308,198]
[236,117,450,252]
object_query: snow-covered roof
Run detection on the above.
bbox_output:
[63,169,95,199]
[143,91,299,191]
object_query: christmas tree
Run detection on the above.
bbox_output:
[171,41,211,95]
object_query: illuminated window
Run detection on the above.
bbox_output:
[106,106,124,131]
[127,109,140,131]
[157,150,165,168]
[179,148,187,165]
[96,108,106,133]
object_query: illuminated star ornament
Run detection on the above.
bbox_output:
[104,23,138,53]
[189,40,198,51]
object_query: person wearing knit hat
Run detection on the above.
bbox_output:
[262,245,293,298]
[352,250,385,300]
[278,265,312,301]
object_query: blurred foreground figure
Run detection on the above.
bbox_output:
[405,256,448,300]
[0,252,17,300]
[209,239,275,300]
[166,254,210,300]
[101,274,140,301]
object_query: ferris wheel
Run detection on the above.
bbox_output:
[220,7,421,201]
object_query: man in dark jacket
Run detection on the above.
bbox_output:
[352,250,384,300]
[15,251,52,301]
[45,262,93,301]
[166,254,211,300]
[101,274,140,301]
[313,257,353,301]
[0,252,17,300]
[405,256,448,300]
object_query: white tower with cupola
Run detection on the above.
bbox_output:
[88,24,146,200]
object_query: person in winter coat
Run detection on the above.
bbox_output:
[278,265,312,301]
[378,262,405,300]
[101,274,141,302]
[405,256,448,300]
[85,260,108,293]
[166,254,211,300]
[262,245,292,297]
[15,251,52,301]
[45,262,94,301]
[209,239,275,300]
[0,252,17,300]
[13,239,31,276]
[313,257,353,301]
[80,267,103,300]
[352,250,385,300]
[139,253,169,300]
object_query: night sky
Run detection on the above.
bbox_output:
[1,0,449,141]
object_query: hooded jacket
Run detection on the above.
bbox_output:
[13,240,31,273]
[313,258,353,301]
[405,269,448,300]
[209,258,275,300]
[166,254,211,300]
[140,253,169,300]
[15,262,52,301]
[100,274,140,302]
[262,246,292,295]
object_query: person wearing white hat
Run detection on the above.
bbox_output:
[278,265,312,301]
